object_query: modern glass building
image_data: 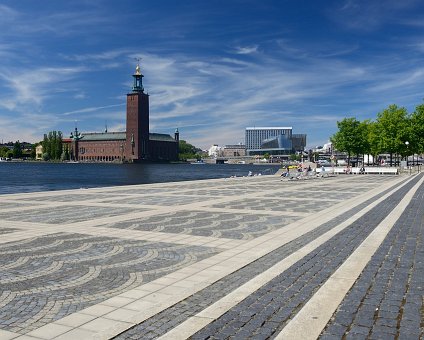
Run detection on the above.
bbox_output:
[245,127,306,156]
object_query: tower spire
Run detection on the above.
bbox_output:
[132,58,144,92]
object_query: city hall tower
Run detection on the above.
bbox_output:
[126,63,149,161]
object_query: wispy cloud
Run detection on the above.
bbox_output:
[61,103,125,116]
[233,45,258,55]
[0,66,85,110]
[329,0,422,31]
[1,1,423,149]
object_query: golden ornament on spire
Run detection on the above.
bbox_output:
[135,64,141,75]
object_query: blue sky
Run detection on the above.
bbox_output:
[0,0,424,149]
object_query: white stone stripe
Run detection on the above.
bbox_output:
[275,175,424,340]
[156,176,418,340]
[0,175,407,340]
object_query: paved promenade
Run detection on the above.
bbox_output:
[0,173,422,340]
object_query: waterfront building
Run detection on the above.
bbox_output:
[35,145,43,160]
[66,64,179,162]
[208,144,222,158]
[222,144,246,158]
[245,127,306,156]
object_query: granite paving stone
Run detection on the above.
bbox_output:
[188,175,421,339]
[113,176,413,339]
[0,173,418,339]
[320,174,424,340]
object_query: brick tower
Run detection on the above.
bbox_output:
[126,63,149,161]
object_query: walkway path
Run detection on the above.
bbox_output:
[0,173,422,339]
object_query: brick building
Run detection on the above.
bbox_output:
[67,64,179,162]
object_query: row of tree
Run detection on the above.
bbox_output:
[178,140,204,161]
[331,103,424,166]
[0,141,27,158]
[42,131,67,160]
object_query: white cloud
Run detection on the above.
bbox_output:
[61,103,125,116]
[0,66,86,110]
[233,45,258,55]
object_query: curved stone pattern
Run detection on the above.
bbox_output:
[190,176,422,339]
[0,233,218,333]
[99,195,213,206]
[0,205,141,224]
[19,193,118,202]
[0,202,34,211]
[176,189,253,196]
[212,197,335,212]
[0,227,20,235]
[99,210,299,240]
[0,173,419,339]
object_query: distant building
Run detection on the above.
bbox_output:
[312,142,333,154]
[208,144,222,158]
[222,144,246,158]
[64,64,179,162]
[35,145,43,160]
[245,127,306,156]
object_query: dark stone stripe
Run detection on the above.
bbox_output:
[114,177,414,340]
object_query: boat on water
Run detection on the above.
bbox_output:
[190,160,206,164]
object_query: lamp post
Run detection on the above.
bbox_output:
[405,141,410,174]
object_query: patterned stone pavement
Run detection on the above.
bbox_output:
[0,172,422,340]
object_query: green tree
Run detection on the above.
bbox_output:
[0,146,9,158]
[375,105,409,166]
[356,120,371,165]
[12,141,23,158]
[30,144,37,159]
[330,117,364,165]
[289,153,300,161]
[367,121,381,165]
[411,103,424,159]
[42,131,63,160]
[178,140,201,161]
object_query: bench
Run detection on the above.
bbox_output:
[363,167,398,175]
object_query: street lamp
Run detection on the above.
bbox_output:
[405,141,410,174]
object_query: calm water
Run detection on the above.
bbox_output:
[0,162,280,195]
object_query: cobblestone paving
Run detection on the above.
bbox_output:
[0,174,413,339]
[98,195,213,206]
[171,189,254,196]
[99,210,298,240]
[267,190,347,200]
[298,185,368,193]
[0,227,20,235]
[113,178,409,340]
[320,179,424,340]
[189,176,421,340]
[99,188,181,195]
[18,193,120,202]
[212,197,336,212]
[0,202,35,211]
[0,233,218,333]
[0,205,141,224]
